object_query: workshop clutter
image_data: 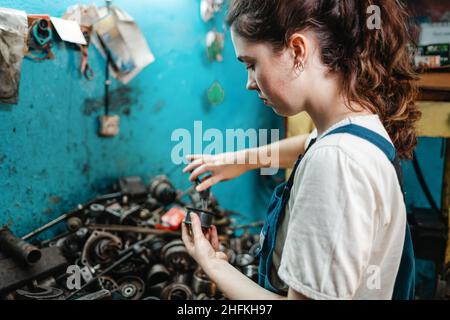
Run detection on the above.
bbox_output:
[0,2,155,105]
[0,176,262,300]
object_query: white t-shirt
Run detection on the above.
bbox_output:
[273,114,406,300]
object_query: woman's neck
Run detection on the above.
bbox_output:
[306,97,374,136]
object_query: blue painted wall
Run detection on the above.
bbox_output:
[403,137,445,213]
[0,0,444,240]
[0,0,284,238]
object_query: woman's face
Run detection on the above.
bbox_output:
[230,27,311,117]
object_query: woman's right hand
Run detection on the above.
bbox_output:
[182,150,254,191]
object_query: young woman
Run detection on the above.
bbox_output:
[181,0,420,300]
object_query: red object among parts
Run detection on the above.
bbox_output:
[155,207,186,231]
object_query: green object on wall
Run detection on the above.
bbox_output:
[207,81,225,106]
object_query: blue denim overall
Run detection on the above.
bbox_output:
[257,124,415,300]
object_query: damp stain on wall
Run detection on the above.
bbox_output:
[83,86,139,116]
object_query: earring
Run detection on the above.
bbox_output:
[295,60,305,73]
[295,59,305,76]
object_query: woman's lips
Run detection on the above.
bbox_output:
[259,96,270,105]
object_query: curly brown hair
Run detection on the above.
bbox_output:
[227,0,421,159]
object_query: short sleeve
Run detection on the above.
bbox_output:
[278,146,377,300]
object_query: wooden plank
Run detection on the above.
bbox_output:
[418,73,450,91]
[286,112,314,138]
[416,101,450,138]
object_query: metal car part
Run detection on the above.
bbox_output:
[81,231,122,267]
[160,282,193,300]
[0,227,42,265]
[147,264,170,286]
[15,286,64,300]
[161,239,195,273]
[117,276,145,300]
[192,269,217,297]
[235,253,254,268]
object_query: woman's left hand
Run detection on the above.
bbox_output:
[181,212,228,267]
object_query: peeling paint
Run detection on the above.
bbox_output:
[82,163,90,175]
[83,86,138,116]
[122,108,131,116]
[0,0,281,241]
[48,196,62,204]
[8,166,17,176]
[152,100,166,114]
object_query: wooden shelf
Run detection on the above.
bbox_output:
[418,72,450,91]
[418,72,450,101]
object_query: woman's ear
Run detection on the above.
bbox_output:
[288,33,308,69]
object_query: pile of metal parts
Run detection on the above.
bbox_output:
[0,176,262,300]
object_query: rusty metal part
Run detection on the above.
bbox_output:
[80,266,95,283]
[98,276,119,292]
[119,205,142,224]
[137,208,163,227]
[81,231,122,267]
[15,286,64,300]
[21,192,122,241]
[147,264,170,286]
[235,253,254,268]
[249,242,260,258]
[230,237,244,254]
[142,296,160,300]
[147,237,166,255]
[67,217,83,232]
[117,276,145,300]
[226,249,236,265]
[66,250,135,300]
[76,289,111,300]
[0,246,69,295]
[148,281,168,297]
[86,224,180,237]
[144,196,160,211]
[184,208,215,229]
[160,282,193,300]
[117,176,148,201]
[218,244,236,265]
[149,175,177,205]
[161,240,195,273]
[0,227,42,265]
[65,237,154,300]
[242,265,259,282]
[195,293,214,300]
[192,269,217,297]
[173,273,192,285]
[139,208,152,220]
[38,277,57,288]
[55,229,88,259]
[21,210,82,241]
[89,204,105,218]
[104,203,123,219]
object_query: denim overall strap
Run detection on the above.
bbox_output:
[323,124,415,300]
[256,138,317,294]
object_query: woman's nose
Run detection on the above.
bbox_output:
[246,72,258,91]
